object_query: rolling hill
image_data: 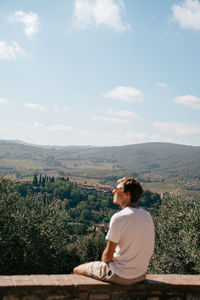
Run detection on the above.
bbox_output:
[0,140,200,183]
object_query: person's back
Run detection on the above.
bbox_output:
[74,177,155,286]
[107,206,154,278]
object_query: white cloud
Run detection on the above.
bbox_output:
[63,106,72,112]
[9,10,40,37]
[91,109,140,126]
[107,109,140,119]
[33,123,73,132]
[103,86,144,102]
[92,115,127,124]
[52,105,60,112]
[156,82,167,88]
[0,41,25,60]
[73,0,130,32]
[52,105,72,112]
[33,122,163,146]
[122,131,161,142]
[14,121,92,145]
[172,0,200,30]
[174,94,200,109]
[15,121,27,128]
[16,121,73,133]
[49,124,72,133]
[0,98,9,105]
[25,103,46,112]
[154,121,200,135]
[5,120,188,146]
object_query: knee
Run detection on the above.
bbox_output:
[73,267,78,274]
[73,264,88,276]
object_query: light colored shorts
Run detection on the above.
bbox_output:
[86,261,146,286]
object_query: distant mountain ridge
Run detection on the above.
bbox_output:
[0,139,95,150]
[0,140,200,183]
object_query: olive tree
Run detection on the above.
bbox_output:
[149,195,200,274]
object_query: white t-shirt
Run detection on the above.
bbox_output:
[106,207,154,279]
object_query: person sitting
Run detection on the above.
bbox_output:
[73,177,155,285]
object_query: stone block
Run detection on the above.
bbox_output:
[46,296,71,300]
[187,295,200,300]
[49,275,74,287]
[111,296,131,300]
[3,295,19,300]
[76,292,89,299]
[0,278,15,287]
[22,296,41,300]
[89,293,110,300]
[30,275,55,286]
[12,276,36,287]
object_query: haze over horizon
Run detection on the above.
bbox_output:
[1,138,200,149]
[1,0,200,147]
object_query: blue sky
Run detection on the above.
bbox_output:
[0,0,200,146]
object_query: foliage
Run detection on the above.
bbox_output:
[0,178,79,274]
[76,231,106,263]
[0,177,199,275]
[14,176,119,226]
[149,195,200,274]
[138,190,161,215]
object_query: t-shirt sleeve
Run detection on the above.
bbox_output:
[105,215,120,243]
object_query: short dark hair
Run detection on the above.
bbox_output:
[118,177,143,203]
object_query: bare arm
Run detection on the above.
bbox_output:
[101,240,118,263]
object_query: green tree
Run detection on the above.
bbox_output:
[149,195,200,274]
[39,174,42,186]
[50,176,55,183]
[42,176,46,187]
[138,190,161,209]
[33,174,38,187]
[15,183,27,197]
[76,231,106,263]
[0,178,79,274]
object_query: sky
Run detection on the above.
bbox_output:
[0,0,200,147]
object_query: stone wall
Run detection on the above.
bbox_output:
[0,274,200,300]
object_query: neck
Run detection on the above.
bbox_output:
[128,202,137,208]
[120,202,137,209]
